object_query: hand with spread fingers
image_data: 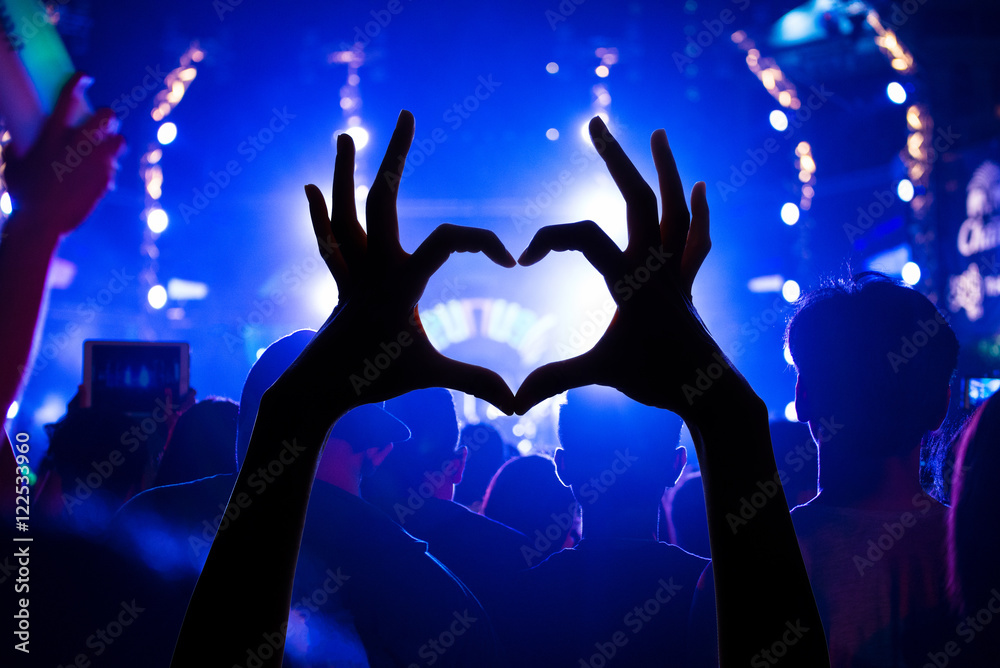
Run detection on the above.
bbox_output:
[289,110,516,414]
[515,116,725,418]
[4,72,126,237]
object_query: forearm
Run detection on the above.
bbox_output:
[0,212,61,412]
[687,375,828,668]
[170,382,343,667]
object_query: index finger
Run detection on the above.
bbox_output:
[41,72,90,147]
[651,129,690,267]
[366,110,415,259]
[589,117,659,253]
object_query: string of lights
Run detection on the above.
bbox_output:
[732,30,815,216]
[139,42,204,318]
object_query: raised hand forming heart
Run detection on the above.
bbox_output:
[299,111,726,423]
[513,117,721,419]
[295,110,517,414]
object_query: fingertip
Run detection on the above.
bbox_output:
[336,133,354,152]
[396,109,415,130]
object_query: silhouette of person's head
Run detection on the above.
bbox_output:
[234,330,408,495]
[664,472,710,557]
[786,272,958,491]
[555,386,685,518]
[482,454,579,560]
[361,388,463,505]
[454,423,511,511]
[43,407,153,531]
[155,398,239,487]
[948,393,1000,613]
[235,330,316,468]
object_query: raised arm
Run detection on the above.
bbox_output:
[0,72,125,416]
[515,118,829,668]
[170,111,514,667]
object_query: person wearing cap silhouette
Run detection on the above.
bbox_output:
[360,388,530,616]
[288,396,472,668]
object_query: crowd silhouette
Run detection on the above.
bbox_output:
[3,72,997,668]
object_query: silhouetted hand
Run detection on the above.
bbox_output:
[295,110,516,414]
[4,72,126,236]
[515,117,720,418]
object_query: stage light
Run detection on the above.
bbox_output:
[34,394,67,425]
[256,348,267,360]
[887,81,906,104]
[784,401,798,421]
[344,125,369,150]
[7,401,18,420]
[897,179,914,202]
[546,61,559,74]
[782,279,801,303]
[747,274,785,293]
[167,278,209,300]
[784,344,794,366]
[147,285,168,309]
[517,439,533,455]
[0,192,11,215]
[147,208,169,233]
[595,65,609,78]
[902,261,921,285]
[546,128,559,141]
[769,109,788,131]
[781,202,800,225]
[157,122,177,145]
[167,81,185,105]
